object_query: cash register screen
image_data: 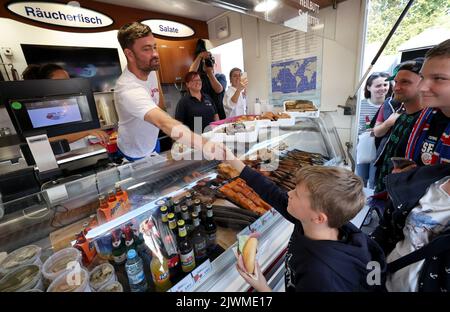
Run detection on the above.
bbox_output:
[1,78,100,139]
[17,94,93,129]
[26,96,86,128]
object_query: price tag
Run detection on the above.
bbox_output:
[244,208,277,234]
[191,259,212,285]
[168,273,195,292]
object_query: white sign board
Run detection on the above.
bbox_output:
[141,19,195,38]
[7,2,113,28]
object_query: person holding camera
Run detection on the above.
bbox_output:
[189,40,226,120]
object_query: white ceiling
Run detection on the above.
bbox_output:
[94,0,227,22]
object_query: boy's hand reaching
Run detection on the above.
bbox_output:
[236,255,272,292]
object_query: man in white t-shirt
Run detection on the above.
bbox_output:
[114,22,219,161]
[223,68,248,118]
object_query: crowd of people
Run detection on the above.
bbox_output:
[20,21,450,292]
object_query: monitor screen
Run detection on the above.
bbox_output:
[22,95,92,128]
[20,44,122,92]
[0,78,100,140]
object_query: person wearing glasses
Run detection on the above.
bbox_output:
[175,71,219,134]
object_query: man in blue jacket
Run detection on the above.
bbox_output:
[224,153,387,292]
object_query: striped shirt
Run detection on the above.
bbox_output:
[358,99,381,134]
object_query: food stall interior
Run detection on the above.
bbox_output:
[0,113,353,292]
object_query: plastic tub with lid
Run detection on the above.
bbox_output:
[47,268,91,292]
[0,264,43,292]
[97,280,123,292]
[42,248,82,284]
[0,245,42,276]
[89,263,116,291]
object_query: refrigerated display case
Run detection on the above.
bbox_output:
[0,113,349,292]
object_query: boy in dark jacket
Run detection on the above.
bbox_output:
[225,155,386,292]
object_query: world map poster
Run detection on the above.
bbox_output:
[271,57,317,94]
[269,30,322,107]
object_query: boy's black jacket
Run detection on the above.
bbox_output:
[240,166,386,292]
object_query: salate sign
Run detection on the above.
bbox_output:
[141,19,195,38]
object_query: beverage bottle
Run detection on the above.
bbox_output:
[111,228,127,265]
[193,199,202,218]
[177,220,196,273]
[107,190,120,220]
[181,205,193,235]
[156,199,166,210]
[185,192,193,211]
[191,212,208,263]
[135,232,147,256]
[123,225,136,252]
[254,98,262,115]
[74,229,97,266]
[160,205,169,223]
[150,251,172,292]
[173,199,181,220]
[164,233,181,280]
[97,195,109,224]
[125,249,148,292]
[159,211,181,280]
[115,184,130,214]
[166,197,174,213]
[204,204,217,252]
[168,213,178,238]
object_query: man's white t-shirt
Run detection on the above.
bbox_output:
[114,67,160,158]
[386,176,450,292]
[223,86,246,118]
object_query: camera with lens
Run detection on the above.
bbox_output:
[195,39,215,68]
[204,55,215,68]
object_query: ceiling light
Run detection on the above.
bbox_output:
[254,0,278,12]
[67,1,80,7]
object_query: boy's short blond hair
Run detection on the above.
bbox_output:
[295,166,365,228]
[117,22,152,50]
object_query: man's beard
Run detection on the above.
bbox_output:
[393,93,407,103]
[137,57,160,73]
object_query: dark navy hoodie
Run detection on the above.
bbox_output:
[240,166,386,292]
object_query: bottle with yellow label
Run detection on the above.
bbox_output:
[150,251,172,292]
[177,220,196,273]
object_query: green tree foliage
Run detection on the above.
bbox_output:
[367,0,450,55]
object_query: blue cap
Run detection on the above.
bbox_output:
[127,249,137,259]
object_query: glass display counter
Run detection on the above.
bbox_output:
[0,113,347,292]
